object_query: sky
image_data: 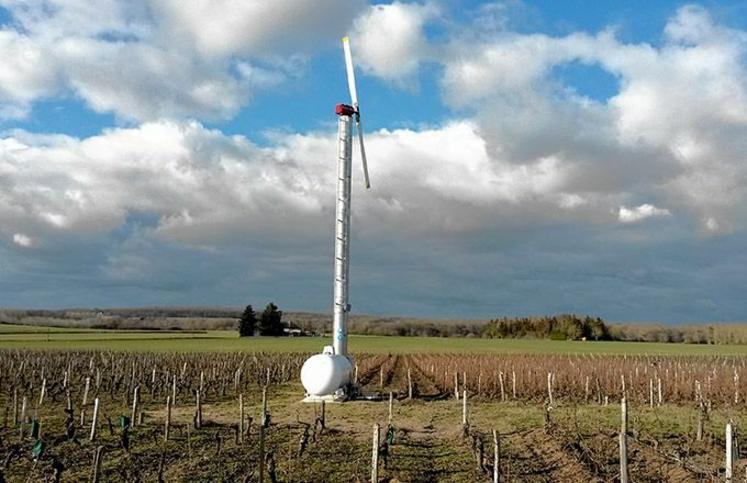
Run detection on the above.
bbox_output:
[1,1,747,323]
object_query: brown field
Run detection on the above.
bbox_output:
[0,349,745,482]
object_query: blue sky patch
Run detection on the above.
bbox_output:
[4,99,117,139]
[552,61,620,102]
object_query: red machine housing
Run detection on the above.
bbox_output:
[335,103,356,116]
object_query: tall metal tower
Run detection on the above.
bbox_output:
[300,37,370,400]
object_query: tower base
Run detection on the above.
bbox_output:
[301,383,361,403]
[302,393,347,403]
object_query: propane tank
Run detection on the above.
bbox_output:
[300,346,352,396]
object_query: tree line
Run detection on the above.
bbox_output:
[287,314,734,344]
[2,307,744,344]
[481,315,608,340]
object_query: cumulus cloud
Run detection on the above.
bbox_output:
[52,38,258,122]
[441,31,604,104]
[0,0,152,40]
[0,30,59,119]
[153,0,366,58]
[0,0,365,121]
[433,5,747,235]
[12,233,34,247]
[351,2,438,82]
[604,7,747,233]
[0,121,330,246]
[704,216,721,232]
[0,119,595,247]
[618,204,671,223]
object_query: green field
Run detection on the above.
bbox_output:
[2,323,747,355]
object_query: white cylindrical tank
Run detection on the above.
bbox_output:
[301,351,352,396]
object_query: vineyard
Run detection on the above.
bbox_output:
[1,349,746,482]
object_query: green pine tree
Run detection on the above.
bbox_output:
[259,303,284,336]
[238,305,257,337]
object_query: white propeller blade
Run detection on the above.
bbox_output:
[342,36,370,189]
[342,37,358,108]
[356,119,371,189]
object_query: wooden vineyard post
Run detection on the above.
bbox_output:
[511,370,516,399]
[31,419,41,440]
[498,372,505,402]
[38,378,46,407]
[320,400,326,430]
[90,397,99,442]
[91,445,104,483]
[454,373,459,400]
[726,420,734,482]
[238,394,244,443]
[734,369,739,405]
[259,386,267,483]
[131,386,140,427]
[388,392,393,426]
[11,388,17,426]
[462,390,468,427]
[164,396,171,441]
[696,387,706,442]
[195,390,202,429]
[379,366,384,389]
[83,376,91,407]
[407,368,413,399]
[657,377,663,406]
[547,372,554,408]
[649,378,654,408]
[19,396,27,439]
[620,397,628,483]
[371,423,380,483]
[493,429,500,483]
[172,374,177,408]
[584,375,590,403]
